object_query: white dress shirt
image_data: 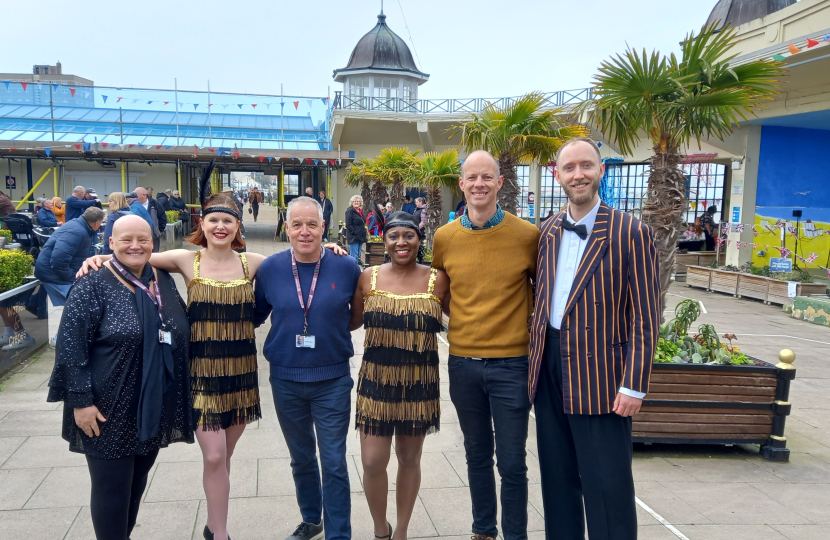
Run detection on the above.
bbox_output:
[550,198,645,400]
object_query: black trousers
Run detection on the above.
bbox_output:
[85,449,159,540]
[252,203,259,222]
[535,328,637,540]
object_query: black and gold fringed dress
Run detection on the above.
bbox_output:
[355,265,442,437]
[187,251,261,430]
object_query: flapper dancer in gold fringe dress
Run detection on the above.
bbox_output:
[349,212,450,540]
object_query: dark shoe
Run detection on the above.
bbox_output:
[471,534,496,540]
[375,522,393,539]
[286,521,324,540]
[203,525,214,540]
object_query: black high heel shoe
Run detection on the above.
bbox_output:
[204,526,232,540]
[375,521,393,540]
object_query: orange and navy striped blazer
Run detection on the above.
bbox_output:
[528,203,661,414]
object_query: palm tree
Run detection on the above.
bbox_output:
[579,22,784,316]
[342,157,376,213]
[410,148,461,248]
[448,92,590,215]
[376,147,418,212]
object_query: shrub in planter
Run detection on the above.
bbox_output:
[165,210,180,224]
[0,229,12,244]
[0,249,34,293]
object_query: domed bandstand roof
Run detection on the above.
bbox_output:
[333,12,428,83]
[706,0,797,31]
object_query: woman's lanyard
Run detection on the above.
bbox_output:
[291,248,323,335]
[110,258,165,326]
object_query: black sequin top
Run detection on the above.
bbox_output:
[47,267,194,459]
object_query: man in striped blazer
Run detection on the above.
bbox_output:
[528,137,660,540]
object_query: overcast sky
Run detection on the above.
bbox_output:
[5,0,719,100]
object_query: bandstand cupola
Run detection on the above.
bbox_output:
[705,0,797,31]
[333,10,429,107]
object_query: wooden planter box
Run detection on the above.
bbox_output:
[674,253,700,277]
[737,274,770,303]
[365,243,386,266]
[633,359,795,461]
[686,265,712,290]
[696,252,718,267]
[709,268,739,296]
[768,280,827,307]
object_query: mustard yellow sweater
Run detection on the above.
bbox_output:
[432,212,539,357]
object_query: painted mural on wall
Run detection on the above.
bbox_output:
[751,126,830,272]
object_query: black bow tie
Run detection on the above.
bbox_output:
[561,219,588,240]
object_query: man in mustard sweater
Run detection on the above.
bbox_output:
[431,150,539,540]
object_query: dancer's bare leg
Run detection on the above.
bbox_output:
[361,434,393,538]
[392,435,425,540]
[196,424,247,540]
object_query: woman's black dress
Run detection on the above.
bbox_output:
[47,268,194,459]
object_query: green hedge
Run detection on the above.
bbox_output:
[0,229,12,243]
[0,249,34,293]
[165,210,180,224]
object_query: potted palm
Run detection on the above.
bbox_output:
[410,148,462,248]
[579,22,785,316]
[449,92,589,215]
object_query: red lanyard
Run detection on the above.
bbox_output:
[291,248,323,334]
[110,258,165,325]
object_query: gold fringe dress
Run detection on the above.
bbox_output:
[355,265,442,437]
[187,251,261,430]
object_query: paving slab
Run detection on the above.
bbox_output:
[0,435,26,466]
[663,456,783,483]
[679,524,789,540]
[66,501,200,540]
[633,482,712,525]
[25,466,90,509]
[770,524,830,540]
[0,371,51,391]
[0,468,50,510]
[145,459,258,502]
[0,506,80,540]
[662,482,811,525]
[752,482,830,524]
[1,435,86,469]
[0,390,61,411]
[0,410,63,437]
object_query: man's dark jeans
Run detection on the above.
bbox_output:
[271,375,353,540]
[448,355,532,540]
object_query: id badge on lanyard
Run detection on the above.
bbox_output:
[292,248,323,349]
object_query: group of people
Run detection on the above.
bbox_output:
[47,137,660,540]
[344,195,427,261]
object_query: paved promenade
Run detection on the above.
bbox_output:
[1,206,829,539]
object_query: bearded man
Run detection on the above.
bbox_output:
[528,137,660,540]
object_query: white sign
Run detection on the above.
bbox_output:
[732,184,743,195]
[787,281,797,298]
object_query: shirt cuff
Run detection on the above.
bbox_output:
[66,391,95,409]
[618,387,646,399]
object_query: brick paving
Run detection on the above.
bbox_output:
[1,204,828,539]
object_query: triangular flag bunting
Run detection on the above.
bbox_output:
[21,82,28,91]
[164,145,171,149]
[252,104,257,108]
[234,152,240,159]
[772,54,787,61]
[83,143,91,151]
[321,98,327,104]
[117,97,123,102]
[44,147,51,157]
[2,81,9,90]
[238,104,243,109]
[307,100,313,108]
[147,101,153,104]
[164,101,169,105]
[209,148,215,152]
[193,146,198,156]
[208,104,213,107]
[102,95,108,103]
[313,159,319,165]
[194,104,199,110]
[259,156,265,162]
[129,144,135,148]
[267,157,273,163]
[74,144,81,150]
[788,41,802,54]
[84,92,90,98]
[53,84,59,91]
[70,87,76,96]
[807,38,820,47]
[101,142,108,147]
[293,101,300,110]
[155,145,162,149]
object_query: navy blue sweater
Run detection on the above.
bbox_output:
[254,249,361,382]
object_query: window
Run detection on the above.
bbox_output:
[402,79,417,102]
[682,163,726,224]
[284,173,299,196]
[516,165,530,217]
[540,166,569,218]
[373,77,399,110]
[348,76,368,109]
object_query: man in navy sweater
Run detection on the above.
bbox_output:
[255,197,361,540]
